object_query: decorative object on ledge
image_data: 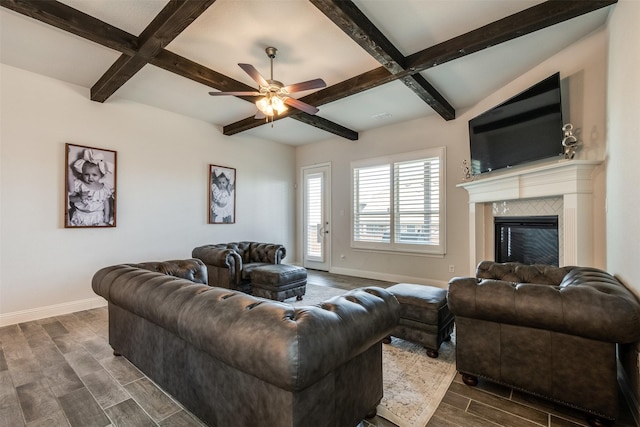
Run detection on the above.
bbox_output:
[65,143,116,228]
[460,159,476,182]
[562,123,580,159]
[209,164,236,224]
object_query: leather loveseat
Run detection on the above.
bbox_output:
[92,259,400,427]
[193,242,285,293]
[448,261,640,426]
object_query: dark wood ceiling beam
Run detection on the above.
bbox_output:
[401,73,455,119]
[151,50,259,103]
[91,0,217,102]
[310,0,455,120]
[291,115,358,141]
[152,50,359,140]
[0,0,138,55]
[309,0,405,73]
[404,0,619,73]
[223,113,358,141]
[225,0,616,135]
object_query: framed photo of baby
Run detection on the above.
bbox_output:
[64,143,117,228]
[209,165,236,224]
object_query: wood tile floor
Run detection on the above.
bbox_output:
[0,269,636,427]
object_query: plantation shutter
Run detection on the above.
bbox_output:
[394,157,440,245]
[353,164,391,243]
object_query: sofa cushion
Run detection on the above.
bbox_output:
[241,262,272,280]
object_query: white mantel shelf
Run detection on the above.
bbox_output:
[457,159,602,274]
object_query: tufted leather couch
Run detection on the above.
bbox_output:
[192,242,286,293]
[92,259,400,427]
[448,261,640,425]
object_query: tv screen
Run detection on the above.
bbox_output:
[468,73,564,175]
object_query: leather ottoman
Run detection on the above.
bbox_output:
[250,264,307,302]
[383,283,454,358]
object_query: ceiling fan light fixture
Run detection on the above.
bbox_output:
[256,94,287,117]
[211,46,323,119]
[271,96,287,114]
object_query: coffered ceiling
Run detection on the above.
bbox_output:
[0,0,616,145]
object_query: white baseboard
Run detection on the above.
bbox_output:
[0,297,107,327]
[328,266,449,289]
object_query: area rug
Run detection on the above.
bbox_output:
[288,284,457,427]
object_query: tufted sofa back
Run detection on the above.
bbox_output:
[195,242,286,264]
[476,260,573,285]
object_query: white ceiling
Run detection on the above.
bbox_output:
[0,0,614,145]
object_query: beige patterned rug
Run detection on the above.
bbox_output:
[290,284,457,427]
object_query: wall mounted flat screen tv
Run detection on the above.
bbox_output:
[468,73,564,175]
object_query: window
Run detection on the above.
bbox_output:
[351,148,445,255]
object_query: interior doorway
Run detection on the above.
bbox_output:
[302,164,331,271]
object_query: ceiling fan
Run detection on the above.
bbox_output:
[209,47,326,119]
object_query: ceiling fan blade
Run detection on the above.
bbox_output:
[284,97,319,115]
[238,63,269,88]
[283,78,327,93]
[209,91,261,96]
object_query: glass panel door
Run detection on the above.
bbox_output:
[303,164,331,271]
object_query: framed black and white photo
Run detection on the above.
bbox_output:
[209,165,236,224]
[65,143,117,228]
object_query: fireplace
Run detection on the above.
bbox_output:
[458,160,601,274]
[495,216,559,266]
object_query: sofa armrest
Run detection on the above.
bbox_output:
[192,245,242,272]
[128,259,208,284]
[448,274,640,343]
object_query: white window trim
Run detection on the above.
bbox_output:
[350,147,446,255]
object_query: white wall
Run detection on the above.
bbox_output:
[0,64,296,324]
[606,0,640,298]
[607,1,640,413]
[296,27,609,285]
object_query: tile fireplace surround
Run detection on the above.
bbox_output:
[458,160,602,274]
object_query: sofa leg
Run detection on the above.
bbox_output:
[296,295,303,301]
[113,350,122,357]
[586,415,613,427]
[426,348,439,358]
[462,373,478,386]
[364,408,377,419]
[382,336,392,344]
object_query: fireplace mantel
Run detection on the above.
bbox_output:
[458,160,602,274]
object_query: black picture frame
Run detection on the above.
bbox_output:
[65,143,117,228]
[209,164,236,224]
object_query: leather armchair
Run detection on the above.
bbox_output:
[448,261,640,426]
[192,242,285,292]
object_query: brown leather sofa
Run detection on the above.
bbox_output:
[448,261,640,426]
[192,242,285,293]
[92,259,400,427]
